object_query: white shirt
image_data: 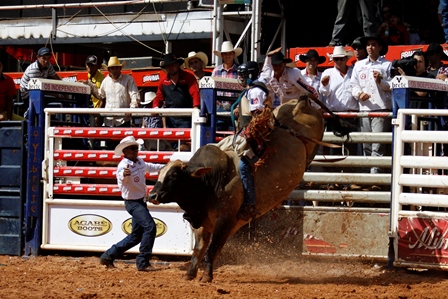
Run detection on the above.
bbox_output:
[319,67,358,112]
[350,56,392,111]
[99,73,140,126]
[260,57,319,104]
[116,157,165,200]
[301,68,322,98]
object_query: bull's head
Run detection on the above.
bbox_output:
[148,160,212,205]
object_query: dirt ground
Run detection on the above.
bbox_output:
[2,247,448,299]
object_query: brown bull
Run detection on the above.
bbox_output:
[149,95,338,282]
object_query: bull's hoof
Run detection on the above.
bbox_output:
[199,274,213,283]
[183,274,196,281]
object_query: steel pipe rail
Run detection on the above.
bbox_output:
[303,173,391,185]
[288,190,390,204]
[311,156,391,167]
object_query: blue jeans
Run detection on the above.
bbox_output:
[100,199,156,270]
[441,0,448,42]
[166,117,191,128]
[239,156,256,205]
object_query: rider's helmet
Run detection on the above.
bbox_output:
[237,61,259,86]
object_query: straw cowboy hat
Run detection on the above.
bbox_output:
[332,46,354,59]
[102,56,126,70]
[140,91,156,105]
[114,136,144,156]
[299,49,326,64]
[184,51,208,69]
[213,41,242,57]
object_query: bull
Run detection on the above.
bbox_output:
[149,95,346,282]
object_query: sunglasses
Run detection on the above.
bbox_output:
[125,146,139,151]
[333,57,345,62]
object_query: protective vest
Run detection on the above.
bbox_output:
[237,82,269,130]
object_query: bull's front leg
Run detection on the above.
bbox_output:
[185,227,211,280]
[200,220,235,283]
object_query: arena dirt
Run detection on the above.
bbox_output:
[1,241,448,299]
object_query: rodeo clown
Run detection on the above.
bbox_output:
[230,61,273,221]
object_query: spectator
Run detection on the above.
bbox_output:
[212,41,242,130]
[423,0,445,44]
[141,91,161,129]
[328,0,381,47]
[98,56,140,127]
[299,49,326,101]
[320,46,361,191]
[99,136,165,271]
[153,53,200,129]
[377,10,409,45]
[212,41,242,79]
[350,35,392,188]
[350,37,368,65]
[19,47,62,115]
[441,0,448,43]
[0,61,24,121]
[184,51,211,82]
[396,51,435,102]
[425,43,448,78]
[259,48,319,109]
[140,91,172,151]
[96,56,140,148]
[82,55,105,127]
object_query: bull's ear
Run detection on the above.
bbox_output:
[190,167,212,178]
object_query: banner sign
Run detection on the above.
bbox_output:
[288,44,448,69]
[397,217,448,265]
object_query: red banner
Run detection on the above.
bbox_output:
[398,217,448,265]
[288,44,448,69]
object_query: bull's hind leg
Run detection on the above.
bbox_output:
[200,220,235,283]
[185,227,211,280]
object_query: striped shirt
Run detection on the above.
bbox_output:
[19,60,57,99]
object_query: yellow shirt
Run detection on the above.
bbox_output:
[88,70,105,108]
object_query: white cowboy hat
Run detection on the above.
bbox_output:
[102,56,126,70]
[213,41,242,57]
[140,91,156,106]
[114,136,144,156]
[184,51,209,69]
[332,46,354,58]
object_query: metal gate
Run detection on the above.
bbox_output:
[0,121,26,255]
[390,108,448,269]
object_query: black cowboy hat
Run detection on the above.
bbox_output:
[425,43,448,61]
[299,49,326,64]
[351,37,366,49]
[360,35,389,56]
[271,52,293,64]
[161,53,184,68]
